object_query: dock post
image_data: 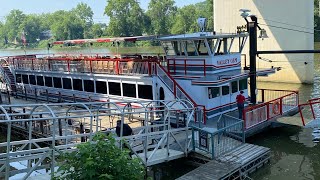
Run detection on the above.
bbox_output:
[40,114,44,134]
[80,123,85,142]
[35,88,38,102]
[46,89,49,103]
[24,88,27,100]
[211,133,215,159]
[6,84,10,104]
[73,94,76,103]
[23,108,27,129]
[58,119,62,136]
[58,92,62,103]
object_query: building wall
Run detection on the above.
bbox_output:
[214,0,314,83]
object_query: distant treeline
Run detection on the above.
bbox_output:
[0,0,213,48]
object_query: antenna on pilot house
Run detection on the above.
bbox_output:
[197,18,207,32]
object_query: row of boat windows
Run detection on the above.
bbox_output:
[208,79,247,99]
[15,74,153,100]
[162,38,238,57]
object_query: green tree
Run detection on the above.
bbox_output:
[171,5,198,34]
[4,9,26,42]
[55,133,145,180]
[147,0,177,35]
[50,10,84,40]
[20,15,43,43]
[105,0,145,36]
[72,3,94,38]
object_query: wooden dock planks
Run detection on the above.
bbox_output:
[177,143,270,180]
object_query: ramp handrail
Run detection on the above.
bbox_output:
[191,120,244,159]
[244,90,299,129]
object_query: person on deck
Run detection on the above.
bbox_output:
[236,91,245,119]
[116,120,133,137]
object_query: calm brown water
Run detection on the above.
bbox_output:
[1,48,319,180]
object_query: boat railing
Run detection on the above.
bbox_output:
[298,98,320,126]
[243,90,299,129]
[167,58,206,76]
[9,55,159,76]
[191,120,244,159]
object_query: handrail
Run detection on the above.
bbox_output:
[0,66,12,90]
[243,90,299,129]
[167,58,206,76]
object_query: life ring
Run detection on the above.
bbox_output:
[272,101,280,114]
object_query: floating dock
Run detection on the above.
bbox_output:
[177,143,270,180]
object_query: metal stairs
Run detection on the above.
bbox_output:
[0,65,16,93]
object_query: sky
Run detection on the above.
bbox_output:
[0,0,204,24]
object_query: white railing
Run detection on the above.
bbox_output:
[0,100,194,179]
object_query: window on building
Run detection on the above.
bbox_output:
[231,81,238,93]
[123,83,136,98]
[138,85,153,100]
[109,82,121,96]
[73,79,83,91]
[63,78,72,89]
[22,75,29,84]
[16,74,22,83]
[29,75,36,85]
[222,86,230,96]
[37,76,44,86]
[96,81,107,94]
[208,87,220,99]
[84,80,94,92]
[239,79,247,91]
[53,77,62,88]
[45,77,53,87]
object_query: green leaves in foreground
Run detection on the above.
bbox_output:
[54,133,145,180]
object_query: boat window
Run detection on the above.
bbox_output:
[29,75,36,85]
[239,79,247,90]
[96,81,107,94]
[184,40,198,56]
[73,79,83,91]
[16,74,22,83]
[37,76,44,86]
[45,77,53,87]
[138,85,153,100]
[84,80,94,92]
[222,86,230,96]
[22,75,29,84]
[162,41,176,56]
[231,81,238,93]
[123,83,136,98]
[215,38,228,55]
[195,40,209,56]
[208,87,220,99]
[172,41,185,56]
[207,39,215,54]
[53,77,62,88]
[109,82,121,96]
[63,78,72,89]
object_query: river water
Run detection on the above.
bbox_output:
[1,47,320,180]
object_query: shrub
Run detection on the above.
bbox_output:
[54,132,145,180]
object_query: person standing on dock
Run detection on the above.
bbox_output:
[236,91,245,119]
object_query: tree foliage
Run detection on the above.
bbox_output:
[105,0,145,36]
[55,133,145,180]
[147,0,177,35]
[0,1,216,48]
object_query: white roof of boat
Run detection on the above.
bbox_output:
[157,32,248,41]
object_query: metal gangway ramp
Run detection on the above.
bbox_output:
[0,99,199,180]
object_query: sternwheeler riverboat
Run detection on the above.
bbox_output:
[0,19,299,132]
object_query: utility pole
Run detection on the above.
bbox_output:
[248,16,258,105]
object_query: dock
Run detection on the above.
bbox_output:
[177,143,270,180]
